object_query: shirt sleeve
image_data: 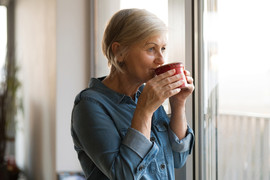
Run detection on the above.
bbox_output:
[72,98,159,180]
[168,125,194,168]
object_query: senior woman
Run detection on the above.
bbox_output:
[71,8,194,180]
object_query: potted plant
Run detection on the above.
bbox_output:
[0,52,21,179]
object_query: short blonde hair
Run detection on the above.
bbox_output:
[102,8,168,73]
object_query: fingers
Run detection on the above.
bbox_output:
[158,78,187,99]
[186,75,194,84]
[164,88,181,97]
[184,69,194,85]
[184,69,191,76]
[154,69,181,87]
[155,69,176,80]
[150,68,194,96]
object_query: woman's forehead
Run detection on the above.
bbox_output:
[144,34,168,45]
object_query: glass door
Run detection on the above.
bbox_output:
[194,0,270,180]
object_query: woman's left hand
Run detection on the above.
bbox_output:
[169,70,195,108]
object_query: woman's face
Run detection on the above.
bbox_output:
[123,34,167,83]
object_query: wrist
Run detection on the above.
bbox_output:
[170,99,186,113]
[131,107,153,139]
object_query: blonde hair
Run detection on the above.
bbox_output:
[102,8,168,73]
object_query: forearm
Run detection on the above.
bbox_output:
[169,102,188,140]
[131,106,152,140]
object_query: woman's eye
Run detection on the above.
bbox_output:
[148,47,154,52]
[161,47,166,52]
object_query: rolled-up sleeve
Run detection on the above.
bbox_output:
[168,125,194,168]
[122,128,153,158]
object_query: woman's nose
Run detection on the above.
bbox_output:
[154,51,165,65]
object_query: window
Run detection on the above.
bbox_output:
[195,0,270,179]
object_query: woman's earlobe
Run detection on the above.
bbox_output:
[117,54,124,62]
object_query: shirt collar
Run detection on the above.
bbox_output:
[89,77,144,104]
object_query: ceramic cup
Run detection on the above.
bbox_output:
[155,62,187,88]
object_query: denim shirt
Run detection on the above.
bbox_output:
[71,77,194,180]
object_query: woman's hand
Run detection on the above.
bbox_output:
[137,69,184,115]
[132,69,183,139]
[169,70,195,110]
[169,69,194,140]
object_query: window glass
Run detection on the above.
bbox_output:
[200,0,270,179]
[217,0,270,179]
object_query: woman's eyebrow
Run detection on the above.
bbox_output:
[144,42,157,46]
[144,42,167,47]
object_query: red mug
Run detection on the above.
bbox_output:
[155,62,187,88]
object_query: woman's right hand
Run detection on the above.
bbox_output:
[137,69,184,114]
[131,69,184,138]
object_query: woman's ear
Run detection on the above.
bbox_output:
[112,42,124,62]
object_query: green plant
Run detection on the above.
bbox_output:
[0,52,22,178]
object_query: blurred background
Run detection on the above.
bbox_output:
[0,0,269,180]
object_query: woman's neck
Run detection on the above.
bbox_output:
[102,70,142,99]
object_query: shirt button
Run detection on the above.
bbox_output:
[160,164,166,170]
[150,137,156,142]
[139,165,144,171]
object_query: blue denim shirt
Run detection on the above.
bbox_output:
[71,77,194,180]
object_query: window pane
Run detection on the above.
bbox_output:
[217,0,270,179]
[201,0,270,179]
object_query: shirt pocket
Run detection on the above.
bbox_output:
[153,122,168,146]
[155,122,168,132]
[154,122,172,160]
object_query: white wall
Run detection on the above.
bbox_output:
[15,0,57,179]
[94,0,120,77]
[15,0,91,178]
[56,0,90,172]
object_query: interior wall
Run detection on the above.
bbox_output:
[56,0,90,172]
[14,0,57,179]
[94,0,120,77]
[14,0,91,178]
[168,0,185,63]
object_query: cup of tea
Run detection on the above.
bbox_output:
[155,62,187,88]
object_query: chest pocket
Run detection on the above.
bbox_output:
[154,122,172,161]
[154,122,171,148]
[155,122,168,132]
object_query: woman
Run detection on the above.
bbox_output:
[71,8,194,180]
